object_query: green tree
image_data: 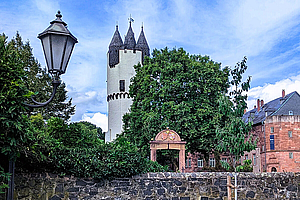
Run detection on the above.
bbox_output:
[46,119,103,148]
[9,33,75,121]
[79,121,104,140]
[0,33,31,194]
[0,33,29,160]
[216,56,256,170]
[122,47,229,162]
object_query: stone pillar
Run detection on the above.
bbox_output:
[179,148,185,172]
[150,149,156,162]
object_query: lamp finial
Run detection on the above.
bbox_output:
[56,10,62,18]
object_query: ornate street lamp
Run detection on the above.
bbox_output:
[7,11,77,200]
[25,10,78,108]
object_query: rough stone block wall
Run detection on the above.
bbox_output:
[1,172,300,200]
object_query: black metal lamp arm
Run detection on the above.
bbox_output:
[24,78,61,108]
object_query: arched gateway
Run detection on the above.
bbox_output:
[150,129,186,172]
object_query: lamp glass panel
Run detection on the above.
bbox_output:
[40,35,52,72]
[51,34,67,73]
[61,36,76,74]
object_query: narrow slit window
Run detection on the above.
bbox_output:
[120,80,125,92]
[288,131,292,138]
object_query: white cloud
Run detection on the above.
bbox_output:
[247,74,300,110]
[33,0,59,16]
[81,112,108,132]
[66,86,107,121]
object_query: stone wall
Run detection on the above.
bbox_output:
[2,172,300,200]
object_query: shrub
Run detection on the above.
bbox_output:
[16,117,166,179]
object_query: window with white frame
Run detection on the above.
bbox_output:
[209,158,215,167]
[197,158,203,168]
[289,152,293,159]
[289,111,294,115]
[221,158,227,163]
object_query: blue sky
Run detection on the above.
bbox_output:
[1,0,300,132]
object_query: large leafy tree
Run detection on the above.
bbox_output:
[0,33,31,193]
[122,47,229,161]
[216,57,256,170]
[9,33,75,121]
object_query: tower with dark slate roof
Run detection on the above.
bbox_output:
[108,25,123,68]
[106,18,150,142]
[123,21,136,50]
[136,26,150,62]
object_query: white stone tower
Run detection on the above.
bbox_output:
[105,20,150,142]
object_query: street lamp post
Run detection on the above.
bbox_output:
[7,11,77,200]
[25,10,78,108]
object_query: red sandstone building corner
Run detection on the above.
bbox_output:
[243,90,300,172]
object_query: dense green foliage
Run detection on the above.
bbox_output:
[216,57,256,170]
[17,117,166,178]
[0,166,10,194]
[123,47,230,161]
[0,33,28,195]
[220,159,253,172]
[236,159,253,172]
[0,34,29,160]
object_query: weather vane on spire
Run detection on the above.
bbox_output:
[128,14,134,24]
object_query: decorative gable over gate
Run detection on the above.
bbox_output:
[150,129,186,172]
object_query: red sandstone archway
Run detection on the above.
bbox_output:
[267,154,279,172]
[149,129,186,172]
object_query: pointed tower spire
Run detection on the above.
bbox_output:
[136,24,150,62]
[109,25,123,67]
[124,15,136,50]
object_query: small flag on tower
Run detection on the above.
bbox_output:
[128,14,134,23]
